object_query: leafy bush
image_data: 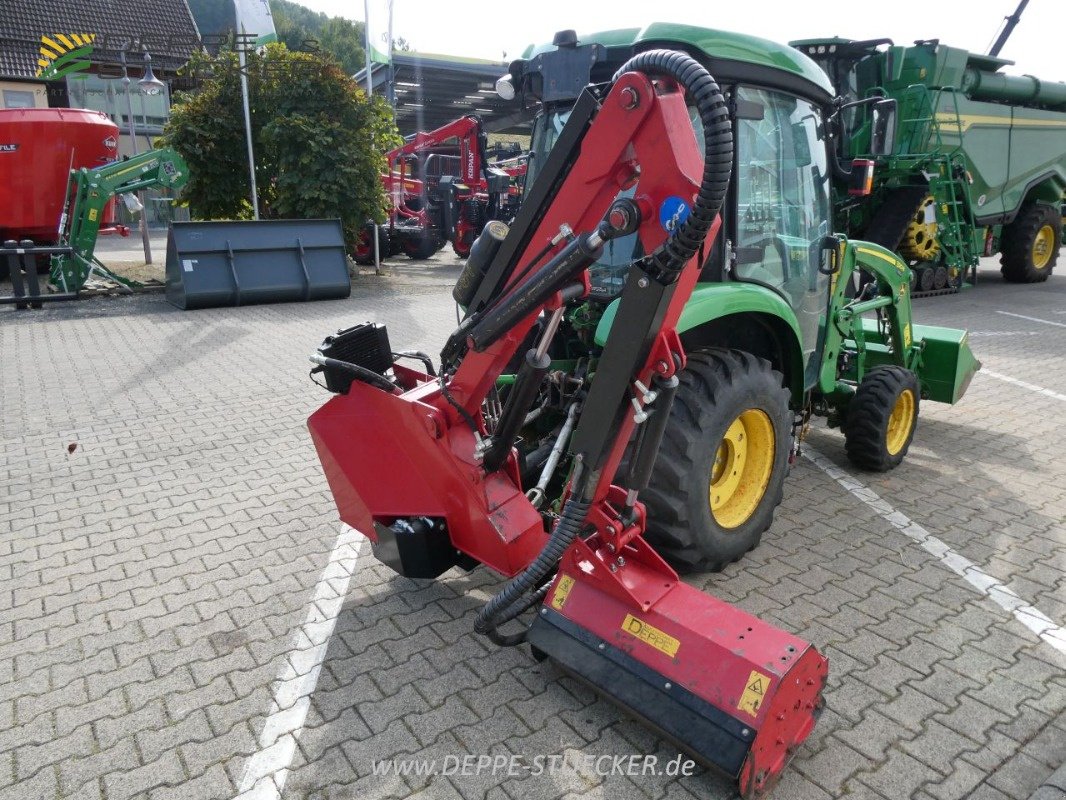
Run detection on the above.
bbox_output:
[161,43,400,248]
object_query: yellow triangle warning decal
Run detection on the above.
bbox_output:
[738,670,771,718]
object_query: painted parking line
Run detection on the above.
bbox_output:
[980,368,1066,403]
[996,310,1066,328]
[236,525,365,800]
[804,447,1066,658]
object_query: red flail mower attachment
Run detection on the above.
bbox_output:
[308,49,826,796]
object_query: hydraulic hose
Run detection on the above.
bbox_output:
[474,490,590,643]
[474,52,731,645]
[611,50,733,281]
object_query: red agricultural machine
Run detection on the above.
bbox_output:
[310,48,828,796]
[0,108,121,276]
[354,115,522,264]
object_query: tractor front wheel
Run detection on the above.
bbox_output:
[843,366,920,471]
[1000,203,1061,283]
[641,349,791,573]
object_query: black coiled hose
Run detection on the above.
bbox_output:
[612,49,733,281]
[473,51,732,645]
[473,494,591,641]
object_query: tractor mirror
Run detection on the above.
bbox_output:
[870,99,897,156]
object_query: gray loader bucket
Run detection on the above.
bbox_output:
[165,219,351,310]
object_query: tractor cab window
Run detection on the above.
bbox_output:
[529,103,716,300]
[733,87,832,370]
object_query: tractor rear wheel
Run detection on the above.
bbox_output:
[1001,203,1061,283]
[844,366,920,471]
[642,349,791,573]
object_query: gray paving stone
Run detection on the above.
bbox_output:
[2,257,1065,800]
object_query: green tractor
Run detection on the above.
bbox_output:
[790,36,1066,294]
[489,24,979,571]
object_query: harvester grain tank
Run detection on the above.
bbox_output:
[791,37,1066,293]
[307,23,980,796]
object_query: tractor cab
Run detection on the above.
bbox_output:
[509,25,842,386]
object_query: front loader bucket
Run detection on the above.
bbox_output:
[858,318,980,404]
[912,323,981,404]
[165,219,350,310]
[529,561,828,798]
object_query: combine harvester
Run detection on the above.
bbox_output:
[308,25,979,795]
[793,19,1066,296]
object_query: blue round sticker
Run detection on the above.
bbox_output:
[659,196,691,234]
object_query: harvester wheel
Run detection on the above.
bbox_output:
[642,349,791,573]
[844,366,920,472]
[1001,203,1061,283]
[899,195,941,262]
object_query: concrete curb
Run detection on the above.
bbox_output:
[1030,763,1066,800]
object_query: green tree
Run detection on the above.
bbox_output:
[161,43,400,247]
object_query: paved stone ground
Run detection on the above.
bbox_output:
[0,249,1063,800]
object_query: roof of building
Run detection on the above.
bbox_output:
[0,0,201,79]
[359,50,526,135]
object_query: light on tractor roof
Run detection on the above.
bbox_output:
[495,74,515,101]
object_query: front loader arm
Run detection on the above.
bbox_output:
[51,148,188,293]
[817,238,917,396]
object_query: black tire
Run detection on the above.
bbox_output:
[403,234,437,260]
[641,349,792,573]
[353,225,389,266]
[917,266,935,293]
[844,366,920,472]
[1000,203,1061,283]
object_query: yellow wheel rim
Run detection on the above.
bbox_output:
[709,409,775,530]
[1033,224,1055,270]
[885,389,916,456]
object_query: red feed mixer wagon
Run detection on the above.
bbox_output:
[0,108,122,253]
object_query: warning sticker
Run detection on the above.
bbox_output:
[738,669,770,718]
[621,614,680,658]
[551,575,575,610]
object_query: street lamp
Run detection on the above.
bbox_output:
[120,50,164,264]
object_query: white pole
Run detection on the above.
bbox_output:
[364,0,381,274]
[238,38,260,220]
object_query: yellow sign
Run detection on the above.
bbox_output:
[738,669,770,717]
[551,575,575,610]
[903,323,912,349]
[36,33,96,80]
[621,614,680,657]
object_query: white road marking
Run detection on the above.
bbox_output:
[967,331,1041,337]
[980,368,1066,404]
[236,525,365,800]
[804,447,1066,658]
[996,310,1066,328]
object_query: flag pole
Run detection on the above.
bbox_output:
[364,0,382,274]
[238,29,260,220]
